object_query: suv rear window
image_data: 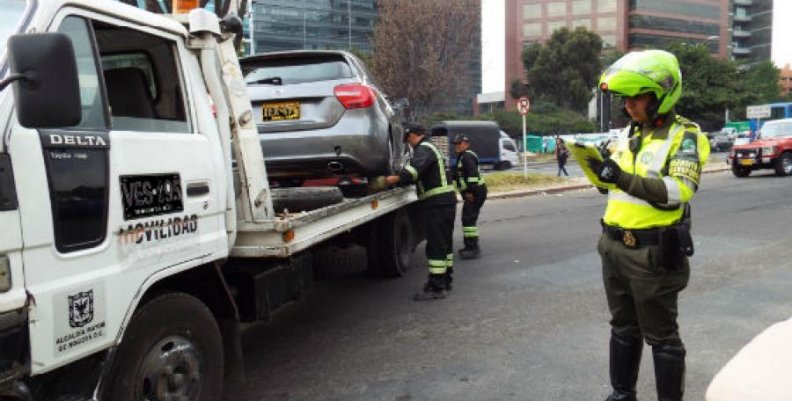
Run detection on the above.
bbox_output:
[243,55,354,85]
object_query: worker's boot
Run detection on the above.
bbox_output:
[605,331,643,401]
[459,237,481,259]
[445,267,454,291]
[653,345,685,401]
[413,274,448,301]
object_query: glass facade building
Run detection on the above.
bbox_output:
[250,0,378,54]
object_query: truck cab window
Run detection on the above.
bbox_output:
[94,23,189,133]
[57,16,107,130]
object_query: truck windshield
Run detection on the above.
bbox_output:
[760,122,792,139]
[0,0,29,66]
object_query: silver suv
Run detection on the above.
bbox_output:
[241,51,406,185]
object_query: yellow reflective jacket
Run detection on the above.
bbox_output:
[603,115,710,229]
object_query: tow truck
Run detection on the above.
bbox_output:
[0,1,423,399]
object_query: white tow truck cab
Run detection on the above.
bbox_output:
[0,2,423,400]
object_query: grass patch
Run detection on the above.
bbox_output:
[484,171,570,193]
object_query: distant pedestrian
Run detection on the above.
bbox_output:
[556,139,569,176]
[542,139,549,154]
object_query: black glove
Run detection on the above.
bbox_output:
[587,157,622,184]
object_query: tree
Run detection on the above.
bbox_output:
[371,0,480,119]
[521,27,603,113]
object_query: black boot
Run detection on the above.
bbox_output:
[445,267,454,291]
[653,345,685,401]
[605,331,643,401]
[413,274,448,301]
[459,238,481,259]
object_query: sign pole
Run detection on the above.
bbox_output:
[522,114,527,179]
[517,96,531,179]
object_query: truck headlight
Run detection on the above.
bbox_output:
[0,256,10,293]
[762,146,777,156]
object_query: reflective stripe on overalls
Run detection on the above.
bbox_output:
[603,124,685,229]
[456,150,485,192]
[417,142,455,200]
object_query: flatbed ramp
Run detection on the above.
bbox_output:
[232,187,418,258]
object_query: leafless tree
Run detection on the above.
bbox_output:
[371,0,480,120]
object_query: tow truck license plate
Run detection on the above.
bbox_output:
[262,101,300,122]
[740,159,754,166]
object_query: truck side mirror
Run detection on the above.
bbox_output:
[4,33,81,128]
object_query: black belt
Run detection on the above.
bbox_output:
[601,222,662,248]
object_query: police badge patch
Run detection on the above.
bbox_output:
[681,138,697,154]
[68,290,94,328]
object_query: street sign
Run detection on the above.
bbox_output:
[747,104,771,119]
[518,97,530,116]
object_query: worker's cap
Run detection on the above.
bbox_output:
[453,134,471,144]
[403,123,426,140]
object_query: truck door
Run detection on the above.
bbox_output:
[0,151,25,319]
[8,10,226,373]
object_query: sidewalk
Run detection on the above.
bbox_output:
[488,163,731,200]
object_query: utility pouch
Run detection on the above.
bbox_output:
[659,227,684,269]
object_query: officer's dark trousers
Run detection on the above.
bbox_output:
[425,204,456,277]
[598,234,690,346]
[461,186,487,248]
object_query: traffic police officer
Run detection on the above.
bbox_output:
[371,123,456,300]
[452,134,487,259]
[588,50,710,401]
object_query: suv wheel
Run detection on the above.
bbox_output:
[732,164,751,178]
[774,152,792,177]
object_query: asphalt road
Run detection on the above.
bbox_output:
[223,169,792,401]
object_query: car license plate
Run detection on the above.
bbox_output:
[740,159,754,166]
[262,101,300,122]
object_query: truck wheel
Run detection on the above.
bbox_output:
[103,293,224,401]
[378,210,415,277]
[774,152,792,176]
[494,161,511,171]
[731,164,751,178]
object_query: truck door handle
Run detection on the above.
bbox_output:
[186,182,210,197]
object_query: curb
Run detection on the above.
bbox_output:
[487,166,732,200]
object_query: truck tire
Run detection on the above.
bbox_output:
[732,164,751,178]
[271,187,344,213]
[494,161,512,171]
[377,209,415,277]
[774,152,792,177]
[102,293,224,401]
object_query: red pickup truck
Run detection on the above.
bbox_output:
[729,119,792,177]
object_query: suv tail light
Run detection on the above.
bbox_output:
[334,84,375,109]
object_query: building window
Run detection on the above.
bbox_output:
[598,0,616,12]
[573,18,591,29]
[547,2,566,17]
[523,3,541,19]
[630,0,719,20]
[597,16,616,30]
[547,20,567,34]
[629,15,719,36]
[572,0,592,15]
[523,22,542,37]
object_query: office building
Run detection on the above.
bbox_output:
[731,0,773,64]
[494,0,732,110]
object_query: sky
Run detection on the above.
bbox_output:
[772,0,792,68]
[482,0,792,95]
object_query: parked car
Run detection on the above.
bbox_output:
[729,118,792,177]
[710,133,734,152]
[241,50,406,185]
